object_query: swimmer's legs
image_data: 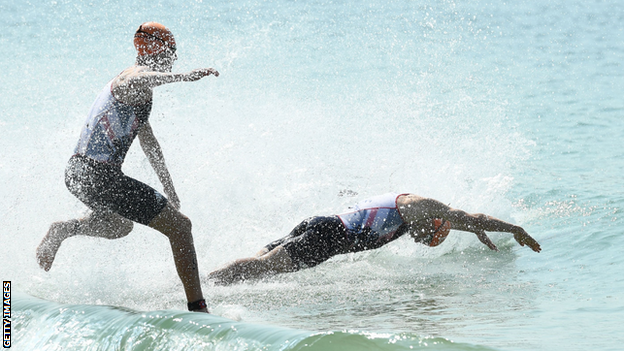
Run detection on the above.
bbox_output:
[251,220,308,258]
[147,203,207,312]
[37,211,133,271]
[254,247,270,257]
[252,235,291,258]
[208,246,295,285]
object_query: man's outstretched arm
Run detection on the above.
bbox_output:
[398,194,541,252]
[445,209,541,252]
[129,67,219,89]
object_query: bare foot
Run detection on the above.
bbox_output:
[36,222,73,271]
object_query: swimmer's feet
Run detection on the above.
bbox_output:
[36,221,75,271]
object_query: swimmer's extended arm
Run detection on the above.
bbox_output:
[444,209,541,252]
[112,67,219,105]
[138,122,181,209]
[138,68,219,88]
[399,195,541,252]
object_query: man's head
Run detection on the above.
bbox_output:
[134,22,177,72]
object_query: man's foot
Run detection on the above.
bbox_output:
[36,222,73,271]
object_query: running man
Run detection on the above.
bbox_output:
[36,22,218,312]
[208,193,541,285]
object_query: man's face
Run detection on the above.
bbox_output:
[153,50,177,72]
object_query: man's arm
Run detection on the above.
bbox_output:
[444,209,541,252]
[134,68,219,89]
[398,195,541,252]
[112,67,219,105]
[138,122,180,209]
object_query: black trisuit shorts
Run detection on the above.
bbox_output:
[263,216,351,270]
[65,155,168,225]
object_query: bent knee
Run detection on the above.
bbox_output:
[148,204,194,239]
[177,214,192,234]
[108,219,133,239]
[166,212,192,238]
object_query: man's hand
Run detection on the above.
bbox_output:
[475,230,498,251]
[513,228,542,253]
[185,68,219,81]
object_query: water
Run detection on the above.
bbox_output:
[2,0,623,350]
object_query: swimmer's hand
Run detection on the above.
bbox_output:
[475,230,498,251]
[512,227,541,253]
[185,68,219,81]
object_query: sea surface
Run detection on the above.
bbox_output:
[1,0,623,350]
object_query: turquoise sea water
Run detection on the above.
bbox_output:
[1,0,623,350]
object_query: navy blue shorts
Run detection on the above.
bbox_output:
[263,216,350,270]
[65,155,168,225]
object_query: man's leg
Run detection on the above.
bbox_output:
[208,220,312,284]
[37,211,133,271]
[208,245,295,285]
[252,227,301,258]
[146,203,207,312]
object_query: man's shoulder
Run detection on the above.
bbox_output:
[113,66,151,84]
[111,66,154,105]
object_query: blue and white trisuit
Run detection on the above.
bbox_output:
[263,193,412,269]
[65,80,168,225]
